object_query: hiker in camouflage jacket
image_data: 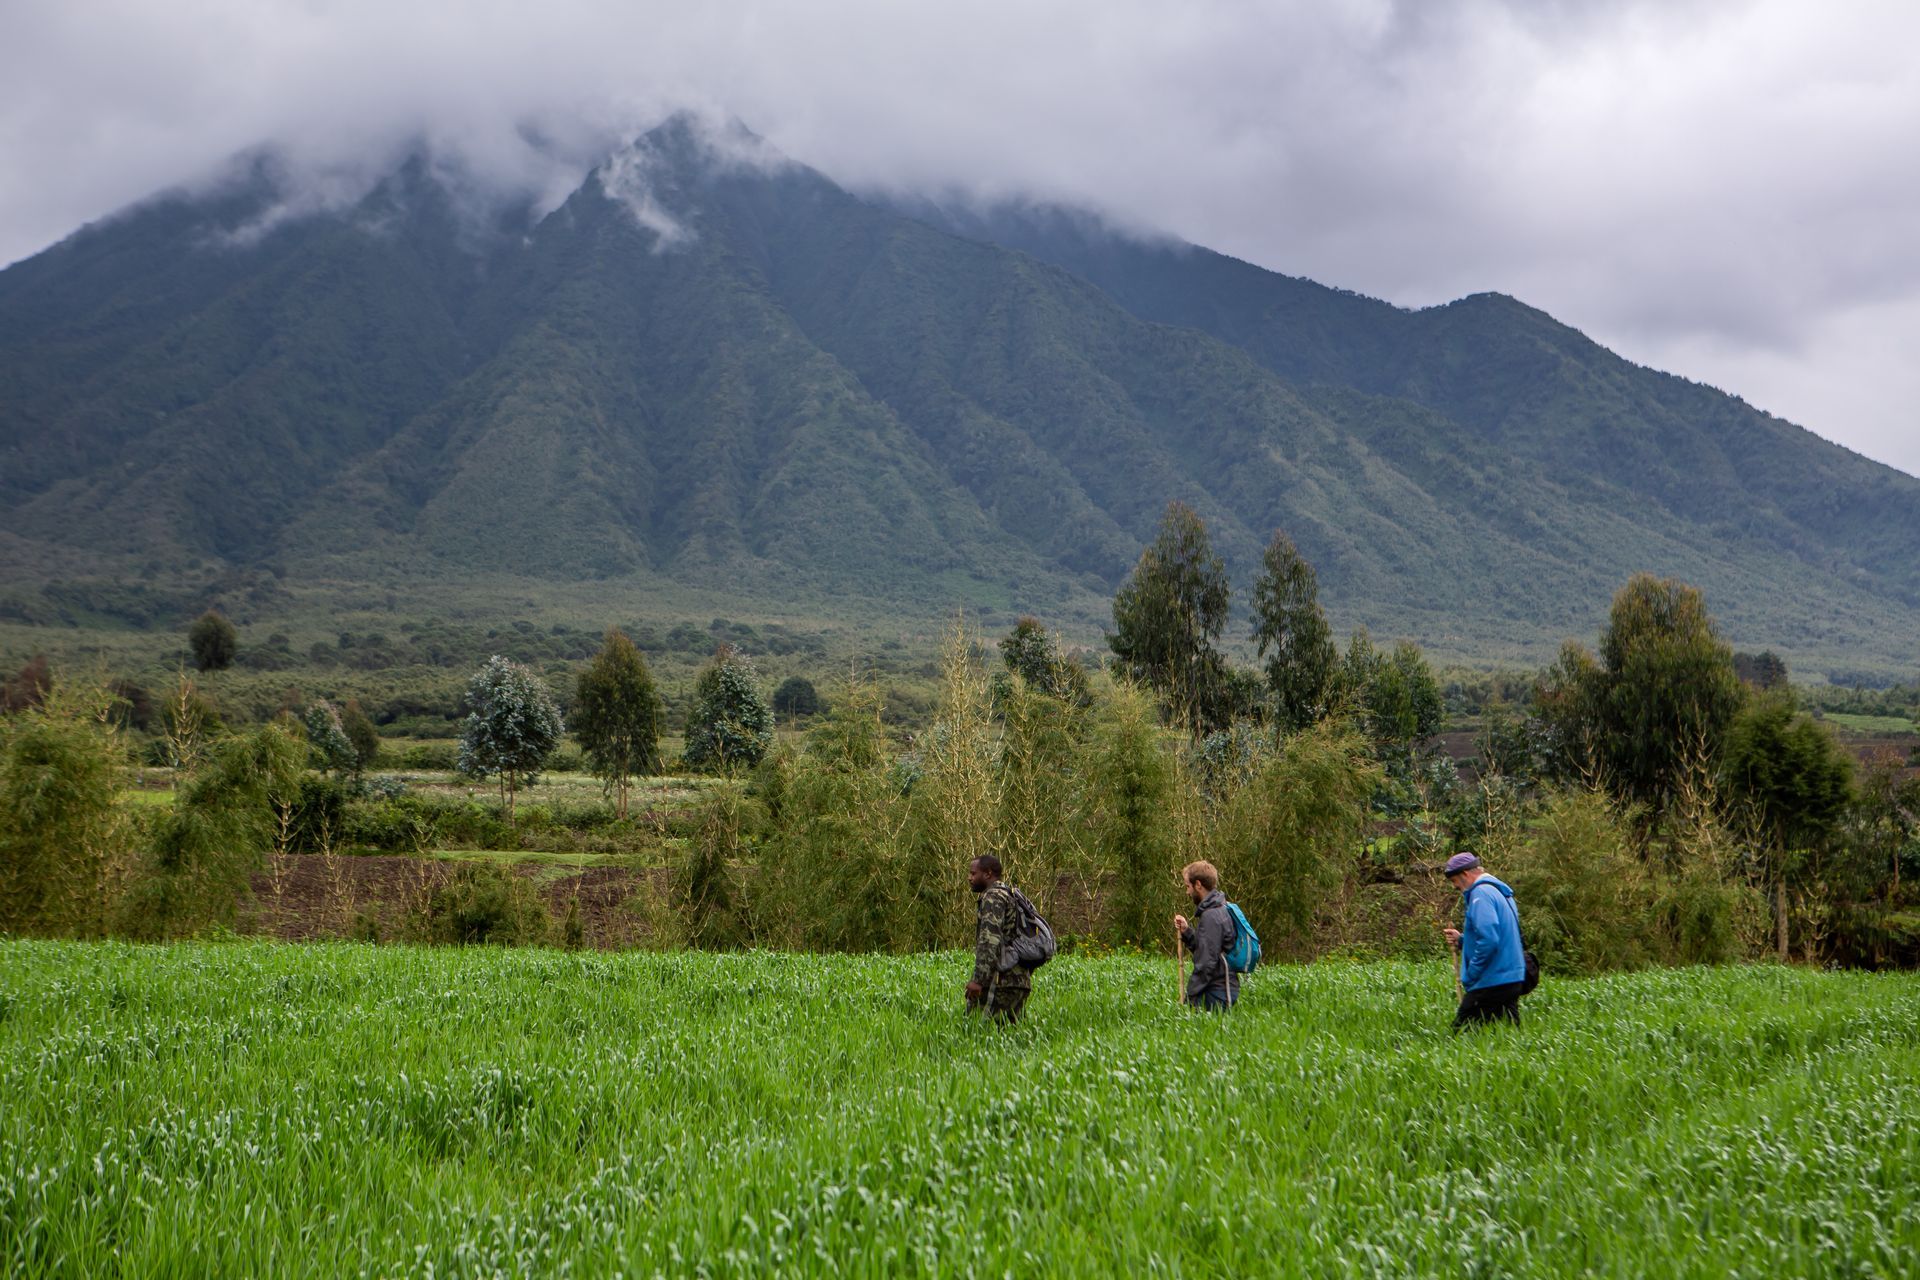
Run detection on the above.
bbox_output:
[965,854,1031,1024]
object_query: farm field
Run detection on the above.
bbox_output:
[1821,710,1920,737]
[3,944,1917,1277]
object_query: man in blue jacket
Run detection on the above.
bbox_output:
[1440,852,1526,1029]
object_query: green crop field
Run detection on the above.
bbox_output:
[1822,711,1920,736]
[2,943,1916,1278]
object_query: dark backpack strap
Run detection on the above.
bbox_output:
[1465,881,1525,948]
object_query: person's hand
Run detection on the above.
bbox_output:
[1173,914,1188,932]
[965,981,983,1001]
[1442,927,1461,950]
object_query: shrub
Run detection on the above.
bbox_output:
[1085,680,1179,947]
[400,742,461,771]
[675,783,753,949]
[121,720,308,939]
[303,702,358,776]
[0,655,52,713]
[187,610,238,672]
[340,700,382,772]
[412,863,549,946]
[898,622,992,951]
[338,793,439,853]
[1491,789,1663,974]
[754,678,901,951]
[772,675,822,719]
[0,680,130,936]
[1217,719,1381,956]
[289,775,348,853]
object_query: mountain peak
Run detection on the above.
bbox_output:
[2,128,1917,677]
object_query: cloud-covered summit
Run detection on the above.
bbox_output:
[2,0,1916,473]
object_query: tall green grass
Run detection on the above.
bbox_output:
[2,942,1916,1277]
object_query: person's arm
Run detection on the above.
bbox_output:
[1461,891,1499,988]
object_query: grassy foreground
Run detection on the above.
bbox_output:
[1,944,1916,1278]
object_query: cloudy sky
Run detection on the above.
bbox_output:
[4,0,1916,475]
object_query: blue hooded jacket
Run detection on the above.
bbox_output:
[1458,875,1526,990]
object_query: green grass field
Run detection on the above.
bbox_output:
[1822,711,1920,736]
[2,943,1916,1278]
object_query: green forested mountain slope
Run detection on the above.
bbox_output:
[908,200,1920,605]
[1,119,1916,672]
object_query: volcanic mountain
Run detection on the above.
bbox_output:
[2,116,1915,672]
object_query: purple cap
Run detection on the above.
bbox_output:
[1443,852,1481,876]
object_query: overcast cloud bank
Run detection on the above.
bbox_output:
[2,0,1914,473]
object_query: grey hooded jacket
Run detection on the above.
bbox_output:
[1179,889,1239,1005]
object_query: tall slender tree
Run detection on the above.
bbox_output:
[1109,501,1231,735]
[1250,531,1338,733]
[573,628,663,817]
[1722,690,1856,961]
[1533,574,1745,824]
[458,656,564,822]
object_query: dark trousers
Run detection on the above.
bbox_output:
[969,984,1028,1025]
[1453,981,1524,1031]
[1191,987,1235,1012]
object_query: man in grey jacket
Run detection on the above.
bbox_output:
[1173,860,1238,1011]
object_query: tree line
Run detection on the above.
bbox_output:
[1,500,1916,967]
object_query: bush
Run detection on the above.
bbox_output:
[120,720,307,939]
[413,796,515,850]
[289,775,348,853]
[772,676,822,719]
[412,863,550,946]
[0,681,129,936]
[1084,681,1179,948]
[399,742,461,771]
[187,610,238,672]
[338,793,440,852]
[675,784,752,948]
[341,701,382,772]
[1492,789,1663,974]
[754,681,901,951]
[1218,719,1381,956]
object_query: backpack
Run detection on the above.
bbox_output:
[1223,901,1261,974]
[997,887,1058,972]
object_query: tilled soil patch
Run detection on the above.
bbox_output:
[247,854,666,949]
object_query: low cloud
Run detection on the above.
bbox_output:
[2,0,1915,473]
[599,144,695,249]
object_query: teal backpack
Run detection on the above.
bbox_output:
[1223,902,1261,974]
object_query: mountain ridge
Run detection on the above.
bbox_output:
[2,117,1916,675]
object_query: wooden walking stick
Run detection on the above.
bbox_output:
[1175,923,1185,1005]
[1431,898,1463,1004]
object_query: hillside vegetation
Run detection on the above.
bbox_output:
[2,118,1918,674]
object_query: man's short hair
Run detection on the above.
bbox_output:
[1182,860,1219,891]
[972,854,1003,877]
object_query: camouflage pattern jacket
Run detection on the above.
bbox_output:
[972,882,1032,992]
